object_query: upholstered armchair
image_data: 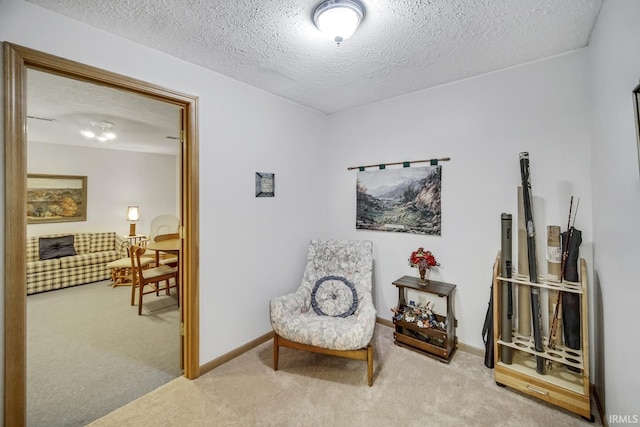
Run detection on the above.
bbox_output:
[269,239,376,386]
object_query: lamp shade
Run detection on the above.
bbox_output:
[126,206,140,222]
[314,0,364,45]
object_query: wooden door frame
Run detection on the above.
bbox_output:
[3,42,200,426]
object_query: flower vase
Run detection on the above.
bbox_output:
[419,267,428,282]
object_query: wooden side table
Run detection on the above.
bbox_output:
[124,234,148,246]
[122,234,148,256]
[391,275,457,363]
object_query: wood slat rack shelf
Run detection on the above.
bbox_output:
[391,275,457,363]
[492,253,593,420]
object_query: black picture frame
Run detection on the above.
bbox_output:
[255,172,275,197]
[634,81,640,176]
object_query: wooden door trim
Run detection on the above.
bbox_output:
[3,42,200,426]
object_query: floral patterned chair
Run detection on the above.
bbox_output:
[269,239,376,386]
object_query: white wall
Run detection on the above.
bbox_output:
[27,141,177,237]
[587,0,640,418]
[325,51,594,356]
[0,0,327,415]
[4,0,639,422]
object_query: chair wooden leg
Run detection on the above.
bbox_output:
[273,334,279,371]
[130,281,136,306]
[138,283,144,315]
[367,344,374,387]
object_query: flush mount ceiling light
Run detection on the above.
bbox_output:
[80,120,117,142]
[314,0,365,46]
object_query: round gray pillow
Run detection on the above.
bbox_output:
[311,275,358,317]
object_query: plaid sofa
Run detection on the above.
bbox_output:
[26,232,129,295]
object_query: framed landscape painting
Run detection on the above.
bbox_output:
[356,165,442,235]
[27,174,87,224]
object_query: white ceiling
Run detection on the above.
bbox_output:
[26,0,603,114]
[24,0,603,153]
[27,70,181,155]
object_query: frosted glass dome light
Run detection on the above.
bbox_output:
[314,0,365,46]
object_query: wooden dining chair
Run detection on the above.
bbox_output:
[154,233,179,267]
[136,236,158,266]
[152,233,179,294]
[130,244,178,315]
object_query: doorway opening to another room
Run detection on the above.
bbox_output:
[4,42,200,427]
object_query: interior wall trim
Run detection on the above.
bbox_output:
[199,331,274,376]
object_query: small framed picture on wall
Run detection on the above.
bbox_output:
[255,172,275,197]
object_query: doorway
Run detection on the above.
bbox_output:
[3,43,200,426]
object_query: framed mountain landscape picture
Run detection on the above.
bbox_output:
[356,165,441,235]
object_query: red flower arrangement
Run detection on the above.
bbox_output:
[409,248,440,281]
[409,247,439,269]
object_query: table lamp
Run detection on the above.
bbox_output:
[127,206,140,236]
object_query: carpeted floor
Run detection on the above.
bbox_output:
[88,324,601,427]
[27,280,181,427]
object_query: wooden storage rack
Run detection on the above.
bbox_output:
[391,275,457,363]
[492,253,592,420]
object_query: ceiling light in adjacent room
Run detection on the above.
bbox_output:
[80,121,117,142]
[314,0,365,46]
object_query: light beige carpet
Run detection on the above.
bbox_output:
[88,324,601,426]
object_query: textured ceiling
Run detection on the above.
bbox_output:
[26,0,603,114]
[27,70,181,155]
